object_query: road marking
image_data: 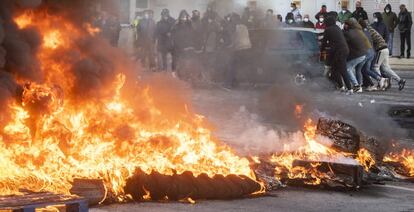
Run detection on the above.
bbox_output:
[372,184,414,192]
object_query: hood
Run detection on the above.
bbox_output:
[345,18,362,30]
[384,4,392,12]
[373,12,383,22]
[325,16,336,27]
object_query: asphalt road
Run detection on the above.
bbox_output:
[92,60,414,212]
[91,183,414,212]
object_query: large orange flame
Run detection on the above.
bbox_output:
[0,10,258,201]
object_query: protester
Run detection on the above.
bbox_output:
[362,21,406,90]
[202,15,220,53]
[398,4,412,59]
[225,13,251,88]
[219,14,234,48]
[371,12,389,42]
[192,10,204,51]
[137,10,156,70]
[343,18,369,93]
[290,3,302,20]
[277,14,283,23]
[301,14,314,28]
[315,14,326,30]
[315,5,328,20]
[382,4,399,56]
[262,9,278,29]
[338,5,352,24]
[242,7,258,29]
[155,9,175,71]
[352,1,368,21]
[109,16,121,47]
[284,12,296,27]
[321,16,350,91]
[171,10,195,73]
[358,19,388,91]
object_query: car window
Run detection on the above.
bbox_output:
[267,31,304,50]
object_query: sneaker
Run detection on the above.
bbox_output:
[338,86,347,92]
[386,78,392,90]
[398,79,406,91]
[346,89,354,95]
[365,86,378,92]
[379,78,387,89]
[353,86,362,93]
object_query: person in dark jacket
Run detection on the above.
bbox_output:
[284,12,297,27]
[382,4,399,56]
[343,18,370,93]
[321,16,350,91]
[171,10,194,72]
[262,9,278,29]
[301,14,315,28]
[155,9,175,71]
[137,10,156,70]
[352,1,368,21]
[192,10,204,51]
[398,4,412,58]
[371,12,389,42]
[315,5,328,20]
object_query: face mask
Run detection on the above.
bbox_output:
[342,9,347,13]
[288,19,293,23]
[304,18,309,22]
[181,17,188,21]
[385,9,390,13]
[291,7,295,11]
[374,18,378,22]
[319,18,324,23]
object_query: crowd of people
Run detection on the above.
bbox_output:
[95,2,411,93]
[321,3,411,94]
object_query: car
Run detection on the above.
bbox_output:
[219,27,325,85]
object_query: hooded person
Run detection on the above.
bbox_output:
[171,10,195,72]
[155,9,176,71]
[352,1,368,21]
[191,10,204,51]
[137,10,157,70]
[398,4,412,58]
[382,4,399,56]
[371,12,389,43]
[343,18,370,93]
[321,16,350,91]
[361,19,406,90]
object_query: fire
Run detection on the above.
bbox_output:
[270,119,352,185]
[356,148,375,172]
[1,9,260,201]
[384,149,414,177]
[294,104,304,118]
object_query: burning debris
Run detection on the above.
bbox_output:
[0,1,263,204]
[252,118,414,191]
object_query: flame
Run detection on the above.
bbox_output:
[1,9,260,201]
[384,149,414,177]
[294,104,304,118]
[356,148,375,172]
[269,119,355,185]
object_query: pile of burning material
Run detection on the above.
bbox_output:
[0,2,264,205]
[253,118,414,190]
